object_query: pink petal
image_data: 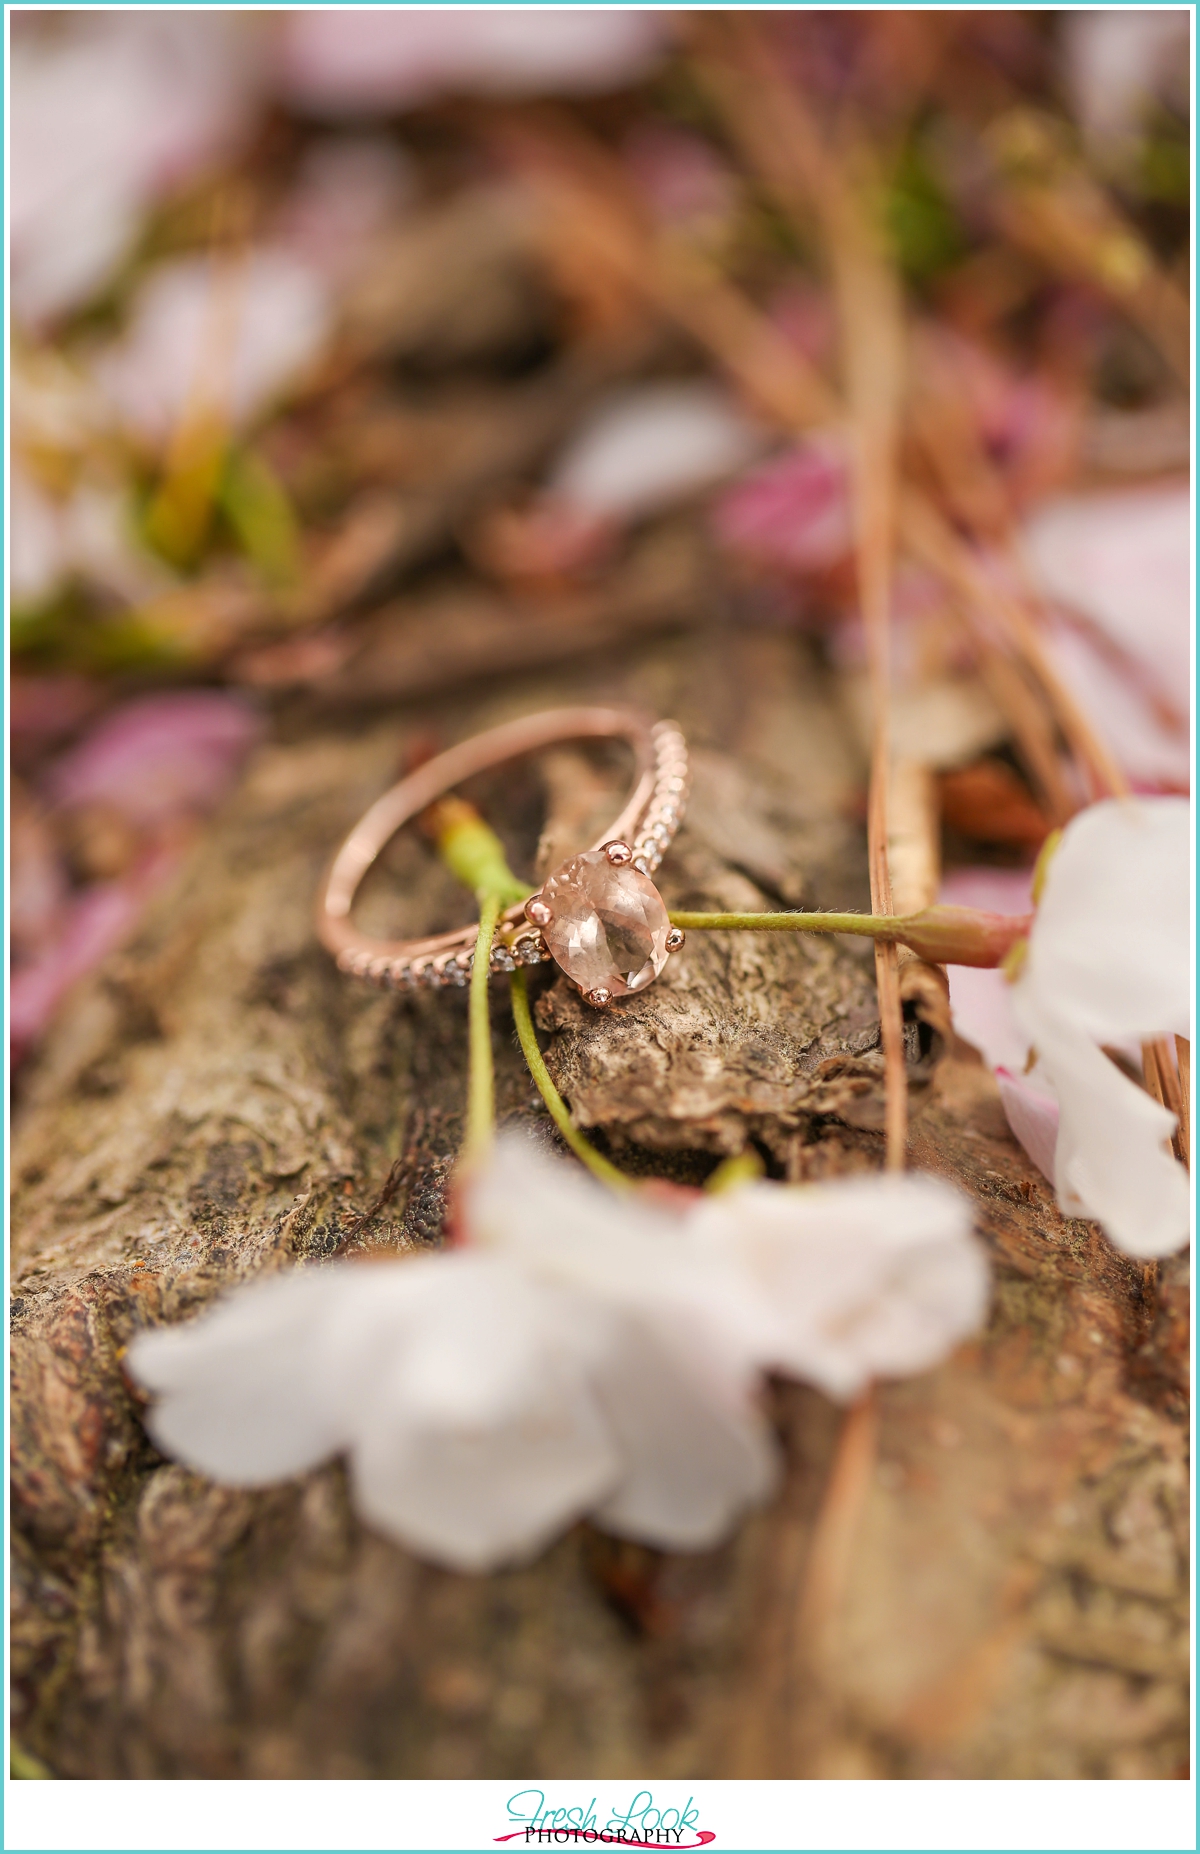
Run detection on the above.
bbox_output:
[939,869,1033,1074]
[622,126,737,229]
[995,1070,1059,1183]
[10,848,179,1059]
[46,692,261,827]
[711,437,852,573]
[939,866,1034,916]
[10,466,66,606]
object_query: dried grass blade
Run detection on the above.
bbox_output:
[1175,1037,1191,1172]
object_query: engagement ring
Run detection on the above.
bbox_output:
[317,706,688,1006]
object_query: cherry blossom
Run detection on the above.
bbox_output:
[490,384,767,576]
[1008,798,1190,1258]
[945,801,1190,1258]
[129,1136,985,1571]
[689,1173,987,1400]
[130,1152,777,1571]
[10,466,168,614]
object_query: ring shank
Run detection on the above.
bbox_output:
[317,706,675,986]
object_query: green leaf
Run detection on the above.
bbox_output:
[219,446,300,588]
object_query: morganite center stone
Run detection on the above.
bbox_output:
[541,850,672,997]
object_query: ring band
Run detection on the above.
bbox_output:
[317,706,689,993]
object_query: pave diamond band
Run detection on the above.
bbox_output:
[317,708,688,994]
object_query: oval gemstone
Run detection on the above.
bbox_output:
[540,850,672,998]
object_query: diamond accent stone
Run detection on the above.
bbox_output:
[540,849,672,999]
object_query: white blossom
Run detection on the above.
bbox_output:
[11,16,256,327]
[1009,797,1190,1258]
[546,384,766,524]
[1023,486,1190,790]
[94,250,331,449]
[688,1173,988,1401]
[130,1141,778,1572]
[129,1137,989,1571]
[278,10,667,116]
[1062,9,1189,159]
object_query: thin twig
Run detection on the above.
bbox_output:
[795,1389,880,1669]
[1143,1035,1187,1170]
[1175,1037,1191,1173]
[829,162,909,1172]
[509,970,630,1191]
[683,33,1127,813]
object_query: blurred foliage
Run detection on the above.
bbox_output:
[1137,106,1190,208]
[884,130,970,284]
[219,446,301,588]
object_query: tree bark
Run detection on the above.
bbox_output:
[11,624,1188,1779]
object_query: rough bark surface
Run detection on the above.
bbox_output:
[11,626,1189,1780]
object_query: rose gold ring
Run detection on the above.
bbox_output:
[316,706,688,1004]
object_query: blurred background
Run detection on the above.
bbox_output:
[10,7,1191,1071]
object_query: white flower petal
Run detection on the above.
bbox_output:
[127,1269,357,1484]
[1030,1016,1189,1258]
[1041,626,1190,791]
[333,1256,619,1571]
[1024,485,1191,701]
[548,384,765,522]
[688,1175,988,1400]
[946,964,1032,1076]
[996,1069,1059,1183]
[1016,797,1190,1044]
[588,1314,777,1550]
[12,17,256,326]
[95,249,330,447]
[279,10,667,115]
[468,1134,773,1364]
[1064,11,1190,152]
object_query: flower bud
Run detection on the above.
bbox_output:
[895,905,1033,969]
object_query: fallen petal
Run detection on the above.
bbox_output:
[995,1068,1059,1183]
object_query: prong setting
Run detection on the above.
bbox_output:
[603,840,633,865]
[525,897,552,926]
[586,987,613,1008]
[665,926,685,952]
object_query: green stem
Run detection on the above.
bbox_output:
[705,1149,766,1193]
[668,904,1030,969]
[463,893,503,1169]
[510,970,630,1192]
[669,909,899,936]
